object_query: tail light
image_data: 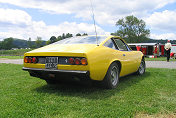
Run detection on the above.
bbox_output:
[24,57,28,63]
[68,57,87,65]
[32,57,37,63]
[24,57,37,63]
[68,58,75,64]
[28,57,32,63]
[24,56,87,65]
[75,58,81,65]
[81,58,87,65]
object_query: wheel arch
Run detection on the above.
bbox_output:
[110,60,122,75]
[102,60,121,89]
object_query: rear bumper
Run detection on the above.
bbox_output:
[22,67,88,74]
[22,67,90,79]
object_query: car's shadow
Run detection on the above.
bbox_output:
[34,72,150,100]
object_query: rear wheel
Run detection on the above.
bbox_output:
[136,59,146,75]
[103,62,119,89]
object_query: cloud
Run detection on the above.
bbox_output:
[26,21,107,40]
[0,0,175,25]
[0,8,107,41]
[150,33,176,40]
[0,8,32,27]
[0,0,176,40]
[146,10,176,32]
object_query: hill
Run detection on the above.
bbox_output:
[12,38,46,48]
[13,38,32,48]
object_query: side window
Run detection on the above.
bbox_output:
[103,39,116,49]
[113,38,128,51]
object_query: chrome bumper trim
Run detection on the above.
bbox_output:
[22,67,88,74]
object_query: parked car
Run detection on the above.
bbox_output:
[22,35,145,89]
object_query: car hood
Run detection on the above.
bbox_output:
[27,44,98,54]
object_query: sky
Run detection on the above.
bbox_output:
[0,0,176,41]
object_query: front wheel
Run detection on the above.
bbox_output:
[102,62,119,89]
[136,59,146,75]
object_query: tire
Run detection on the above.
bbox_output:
[136,59,146,75]
[102,62,119,89]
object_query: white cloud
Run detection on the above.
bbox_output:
[0,0,176,40]
[24,21,107,40]
[150,33,176,40]
[0,8,107,41]
[0,8,32,27]
[0,0,175,25]
[146,10,176,32]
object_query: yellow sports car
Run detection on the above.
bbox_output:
[23,35,145,89]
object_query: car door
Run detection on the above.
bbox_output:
[112,38,139,75]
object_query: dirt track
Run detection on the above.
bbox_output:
[0,58,176,69]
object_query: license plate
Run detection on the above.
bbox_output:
[45,57,58,69]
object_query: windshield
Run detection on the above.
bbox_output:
[53,36,107,44]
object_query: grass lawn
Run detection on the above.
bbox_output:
[0,56,23,59]
[0,49,31,56]
[145,57,176,61]
[0,64,176,118]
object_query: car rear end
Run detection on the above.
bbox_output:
[22,36,109,82]
[23,51,90,81]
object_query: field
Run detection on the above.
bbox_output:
[0,56,23,59]
[0,49,31,56]
[0,49,31,59]
[0,63,176,118]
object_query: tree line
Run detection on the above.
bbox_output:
[46,33,88,44]
[0,33,88,50]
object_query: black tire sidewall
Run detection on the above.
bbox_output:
[137,59,146,75]
[103,62,119,89]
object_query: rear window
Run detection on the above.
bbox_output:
[53,36,107,44]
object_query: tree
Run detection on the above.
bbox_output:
[49,36,57,44]
[46,33,73,46]
[62,33,66,39]
[76,33,81,36]
[27,37,32,48]
[82,33,88,36]
[1,37,14,50]
[0,41,3,50]
[57,36,62,41]
[65,33,73,38]
[35,37,43,48]
[46,40,51,45]
[113,15,150,43]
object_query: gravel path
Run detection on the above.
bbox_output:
[0,58,23,65]
[0,58,176,69]
[145,61,176,69]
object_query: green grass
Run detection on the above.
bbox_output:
[0,64,176,118]
[0,49,31,56]
[0,56,23,59]
[145,57,176,61]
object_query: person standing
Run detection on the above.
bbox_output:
[164,40,172,62]
[154,44,157,58]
